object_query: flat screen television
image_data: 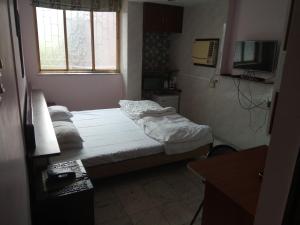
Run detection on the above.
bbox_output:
[233,41,279,72]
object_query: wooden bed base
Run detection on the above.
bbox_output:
[86,144,211,180]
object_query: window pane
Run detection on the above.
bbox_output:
[94,12,117,70]
[66,10,92,70]
[36,7,66,70]
[244,41,256,62]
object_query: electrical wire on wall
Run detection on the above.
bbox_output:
[233,70,270,133]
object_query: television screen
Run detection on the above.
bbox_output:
[233,41,279,72]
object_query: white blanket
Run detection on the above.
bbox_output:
[119,100,176,119]
[137,114,213,155]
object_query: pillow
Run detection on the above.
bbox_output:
[53,121,83,150]
[48,105,73,122]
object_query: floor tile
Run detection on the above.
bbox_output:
[114,182,156,215]
[130,208,170,225]
[97,216,133,225]
[181,197,203,215]
[184,169,204,187]
[94,185,119,205]
[181,199,203,225]
[94,199,128,224]
[93,162,205,225]
[162,174,203,202]
[141,179,178,206]
[184,215,203,225]
[160,201,194,225]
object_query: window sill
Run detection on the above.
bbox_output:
[38,71,121,76]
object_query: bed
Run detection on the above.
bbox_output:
[27,90,212,179]
[50,108,165,167]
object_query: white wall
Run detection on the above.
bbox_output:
[120,0,129,99]
[120,1,143,100]
[170,0,277,149]
[127,2,143,100]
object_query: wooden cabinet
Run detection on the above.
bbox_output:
[143,3,184,33]
[164,5,184,33]
[143,3,164,32]
[33,160,94,225]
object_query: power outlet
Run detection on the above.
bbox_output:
[209,79,218,88]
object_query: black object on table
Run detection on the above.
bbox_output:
[33,160,94,225]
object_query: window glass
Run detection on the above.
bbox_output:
[66,10,92,70]
[36,7,66,70]
[244,41,256,62]
[94,12,117,70]
[36,8,118,72]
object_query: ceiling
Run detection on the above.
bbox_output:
[129,0,208,6]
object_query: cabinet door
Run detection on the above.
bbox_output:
[164,5,184,33]
[143,3,164,32]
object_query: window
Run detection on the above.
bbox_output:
[35,7,118,72]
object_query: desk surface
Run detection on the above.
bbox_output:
[188,146,268,217]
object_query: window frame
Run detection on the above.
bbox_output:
[34,7,120,74]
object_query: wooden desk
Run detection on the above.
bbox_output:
[188,146,268,225]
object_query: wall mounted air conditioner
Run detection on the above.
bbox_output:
[192,39,219,67]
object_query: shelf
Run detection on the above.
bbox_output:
[31,90,60,158]
[142,88,182,96]
[220,74,274,84]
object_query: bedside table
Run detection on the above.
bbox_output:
[33,160,94,225]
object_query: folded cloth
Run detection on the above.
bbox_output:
[139,107,176,118]
[137,114,213,155]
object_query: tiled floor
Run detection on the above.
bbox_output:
[93,162,204,225]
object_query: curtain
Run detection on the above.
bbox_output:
[32,0,121,12]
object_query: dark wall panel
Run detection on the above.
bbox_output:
[8,0,27,122]
[0,0,30,225]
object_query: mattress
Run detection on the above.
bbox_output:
[50,108,164,167]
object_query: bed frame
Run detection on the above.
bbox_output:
[25,89,212,179]
[87,145,210,179]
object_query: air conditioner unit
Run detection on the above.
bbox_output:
[192,39,219,67]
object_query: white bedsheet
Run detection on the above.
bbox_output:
[50,108,164,167]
